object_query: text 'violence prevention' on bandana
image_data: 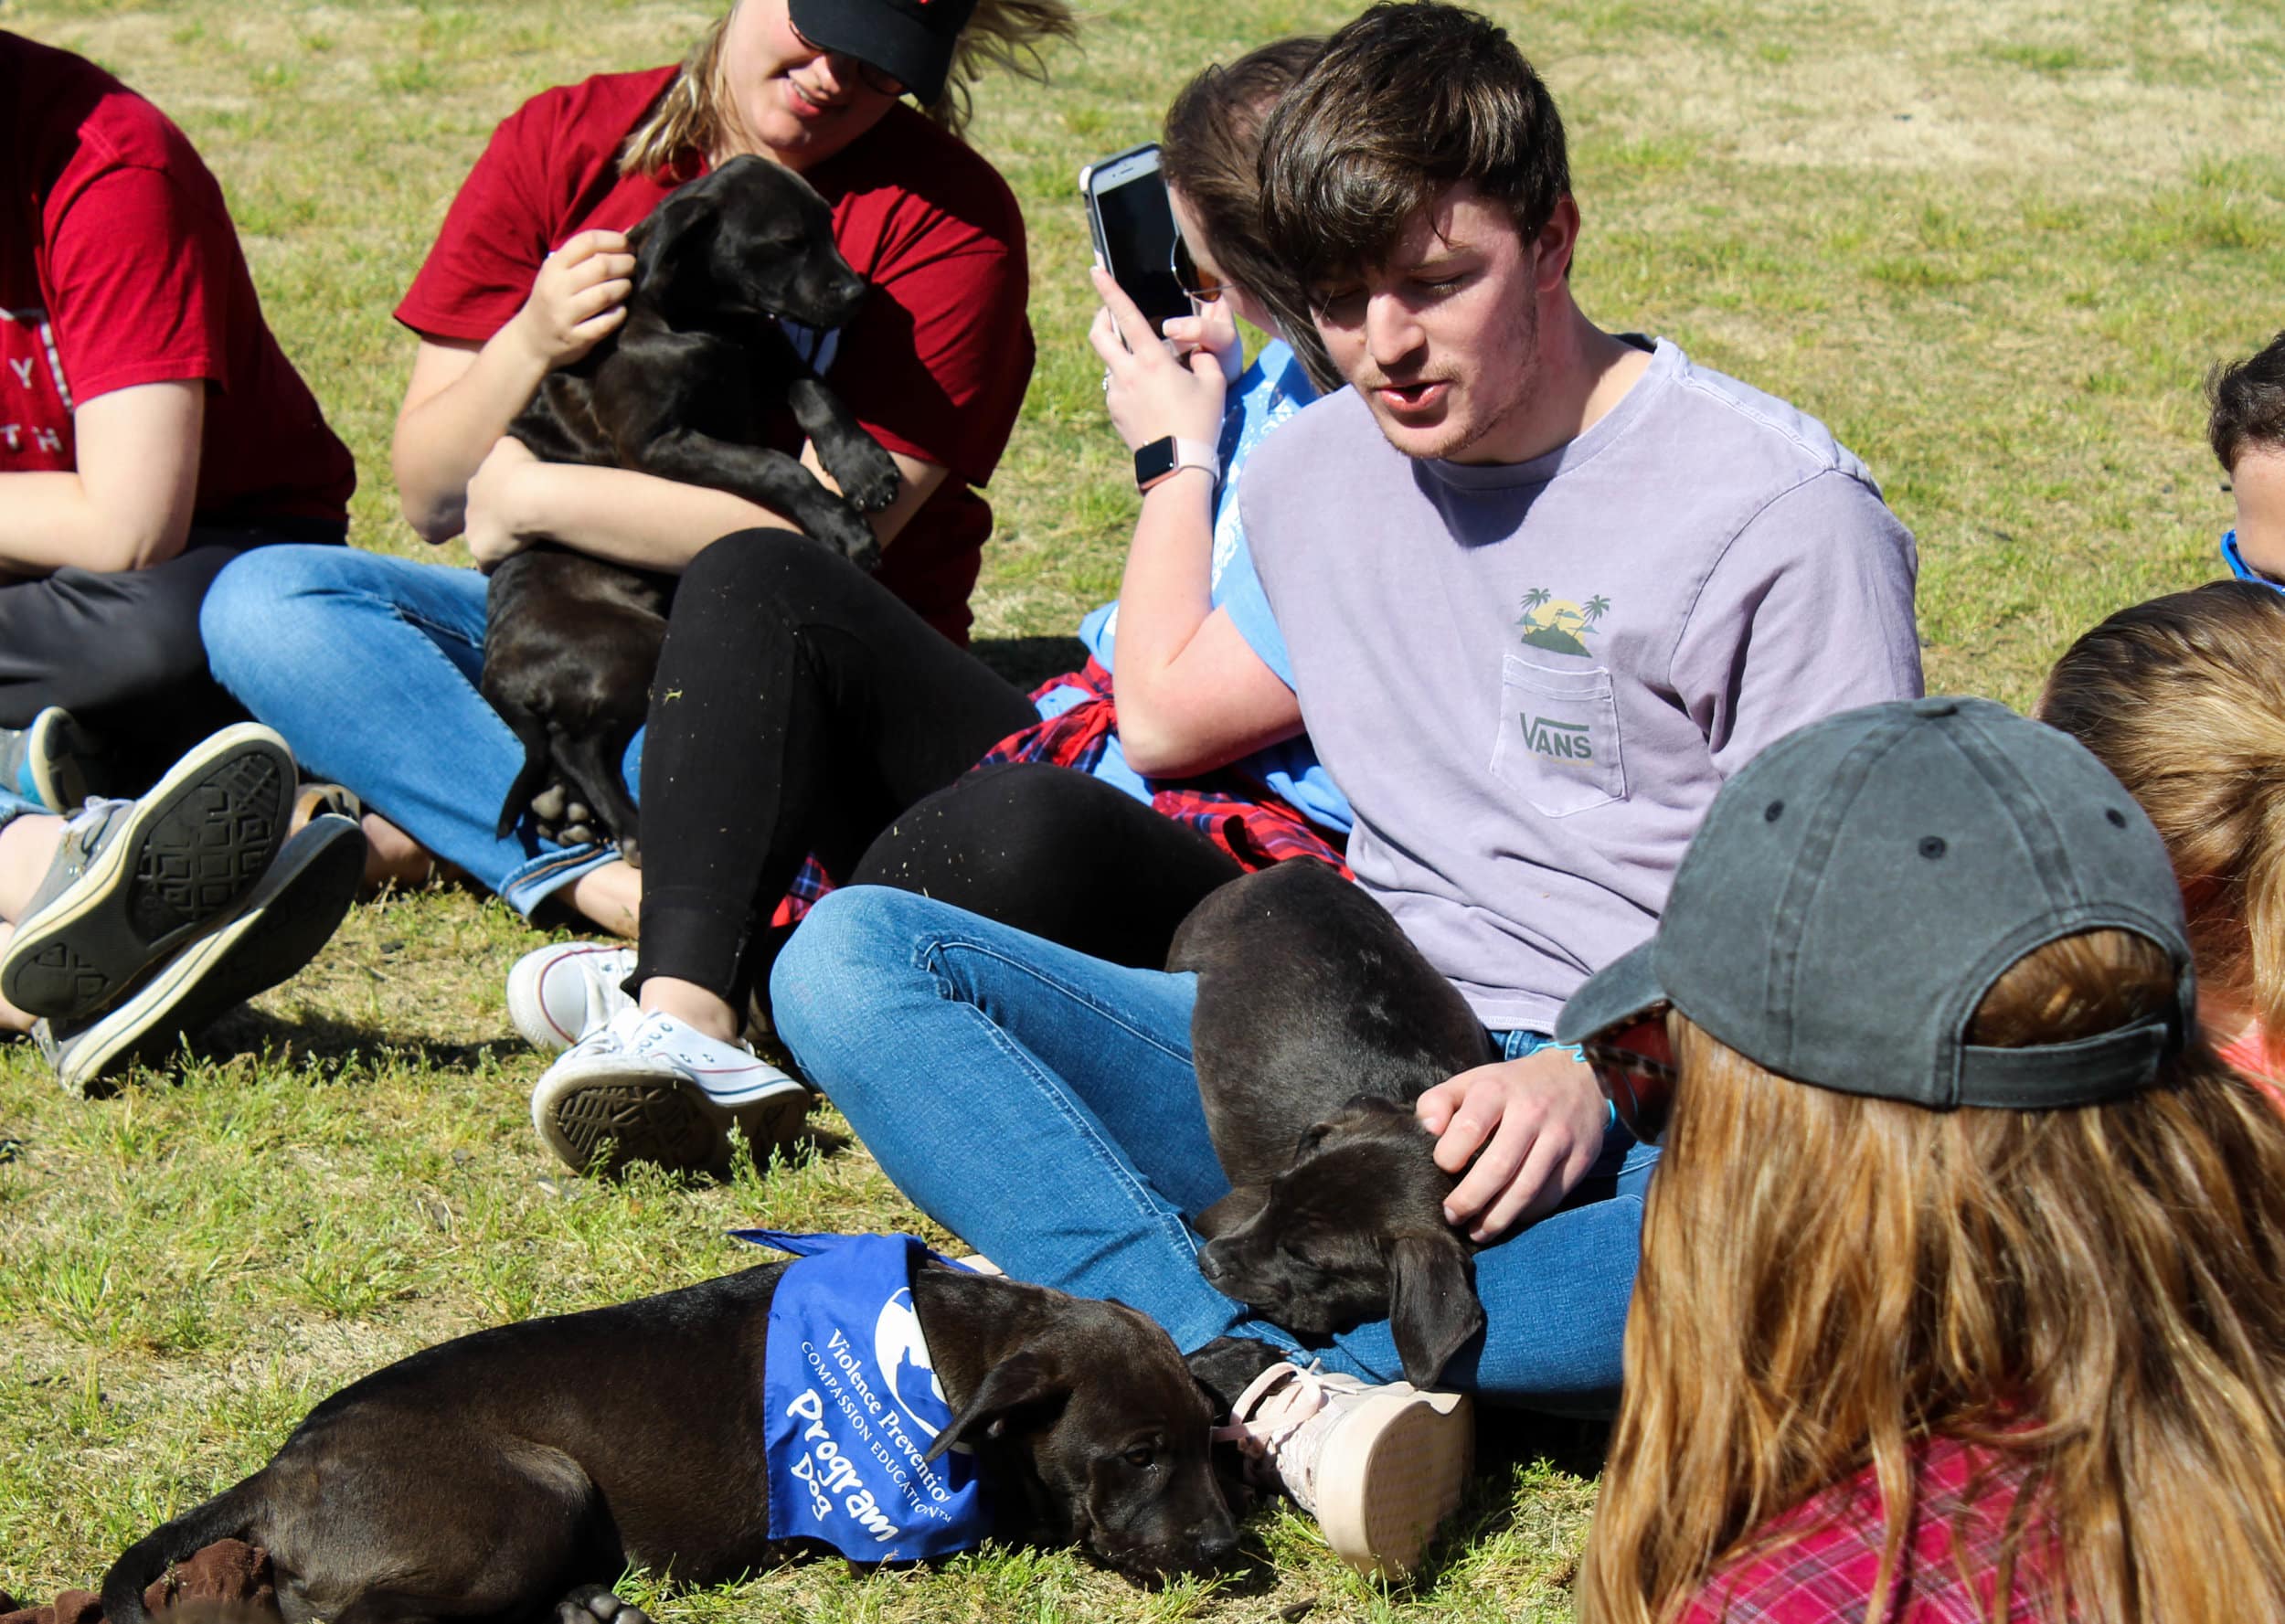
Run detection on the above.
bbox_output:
[732,1229,991,1561]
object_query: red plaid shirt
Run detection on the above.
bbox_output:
[771,658,1346,926]
[1680,1437,2059,1623]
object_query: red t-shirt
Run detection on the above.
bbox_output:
[0,32,356,528]
[397,68,1033,644]
[1679,1437,2059,1623]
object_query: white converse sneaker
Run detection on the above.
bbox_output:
[505,941,638,1051]
[529,1006,812,1178]
[1217,1362,1472,1578]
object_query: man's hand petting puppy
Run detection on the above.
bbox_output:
[1416,1048,1608,1244]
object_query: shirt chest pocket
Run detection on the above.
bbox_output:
[1490,655,1627,817]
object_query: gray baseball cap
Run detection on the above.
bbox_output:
[1555,696,2195,1109]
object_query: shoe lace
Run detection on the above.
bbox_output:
[57,799,128,867]
[1211,1362,1329,1463]
[579,1006,646,1056]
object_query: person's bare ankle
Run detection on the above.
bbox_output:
[0,921,28,1033]
[642,976,740,1045]
[570,859,641,939]
[359,812,434,891]
[0,813,67,924]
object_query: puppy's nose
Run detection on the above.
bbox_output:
[1196,1245,1229,1284]
[1193,1524,1240,1570]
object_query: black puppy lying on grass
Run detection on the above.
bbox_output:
[482,154,901,865]
[101,1258,1238,1624]
[1170,860,1493,1386]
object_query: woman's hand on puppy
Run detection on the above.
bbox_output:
[1416,1049,1610,1244]
[511,230,635,371]
[464,435,541,568]
[1088,265,1230,451]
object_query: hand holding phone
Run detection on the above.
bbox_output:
[1081,143,1191,345]
[1088,264,1229,453]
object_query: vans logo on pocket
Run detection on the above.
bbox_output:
[1523,715,1595,762]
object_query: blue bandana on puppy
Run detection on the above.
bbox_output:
[733,1229,993,1561]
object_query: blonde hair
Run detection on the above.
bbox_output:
[620,0,1076,177]
[2037,581,2285,1046]
[1578,928,2285,1624]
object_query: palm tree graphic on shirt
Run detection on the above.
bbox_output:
[1514,587,1602,655]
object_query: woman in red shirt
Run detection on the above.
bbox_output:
[200,0,1066,931]
[0,31,354,801]
[2038,580,2285,1097]
[1558,697,2285,1623]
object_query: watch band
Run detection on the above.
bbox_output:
[1133,436,1221,493]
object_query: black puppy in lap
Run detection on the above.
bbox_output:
[483,154,901,862]
[1170,860,1493,1385]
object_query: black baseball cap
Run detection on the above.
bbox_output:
[787,0,981,106]
[1556,696,2196,1110]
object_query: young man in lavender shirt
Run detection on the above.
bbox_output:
[769,1,1921,1576]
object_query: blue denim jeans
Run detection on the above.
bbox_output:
[199,547,636,915]
[772,886,1657,1414]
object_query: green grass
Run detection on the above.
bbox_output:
[0,0,2281,1616]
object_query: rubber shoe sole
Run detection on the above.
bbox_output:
[37,815,363,1097]
[26,707,90,813]
[534,1067,813,1180]
[1312,1385,1473,1579]
[3,724,293,1021]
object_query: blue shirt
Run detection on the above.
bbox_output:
[1052,338,1352,834]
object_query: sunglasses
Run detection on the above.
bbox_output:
[1171,235,1227,304]
[787,22,906,97]
[1581,1008,1677,1145]
[2221,530,2285,596]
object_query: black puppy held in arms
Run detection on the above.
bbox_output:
[482,154,903,863]
[101,1261,1238,1624]
[1169,860,1494,1386]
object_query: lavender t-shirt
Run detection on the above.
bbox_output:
[1230,338,1923,1031]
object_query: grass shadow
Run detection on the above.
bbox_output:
[971,634,1089,690]
[1478,1408,1612,1483]
[195,1006,513,1077]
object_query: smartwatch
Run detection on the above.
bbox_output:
[1133,436,1220,493]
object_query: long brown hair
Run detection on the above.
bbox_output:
[1157,37,1337,394]
[620,0,1076,177]
[2037,581,2285,1048]
[1578,928,2285,1624]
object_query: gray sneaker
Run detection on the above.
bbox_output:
[36,814,364,1096]
[0,706,93,812]
[1,724,294,1022]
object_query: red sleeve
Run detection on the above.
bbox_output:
[395,108,561,344]
[45,165,230,403]
[834,228,1030,489]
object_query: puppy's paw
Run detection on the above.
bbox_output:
[557,1586,649,1624]
[837,443,903,515]
[809,502,884,573]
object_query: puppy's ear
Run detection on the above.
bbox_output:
[1388,1234,1484,1387]
[1195,1183,1271,1240]
[631,186,720,324]
[925,1349,1069,1463]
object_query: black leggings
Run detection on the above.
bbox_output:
[633,531,1242,1007]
